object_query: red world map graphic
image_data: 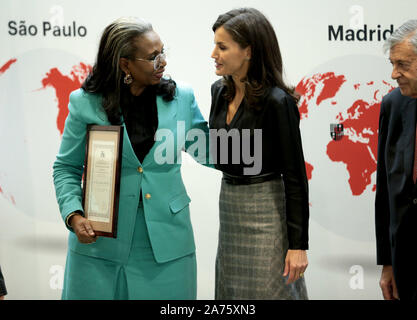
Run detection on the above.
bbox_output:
[0,59,91,204]
[296,72,347,182]
[296,72,395,196]
[41,62,92,134]
[0,58,396,202]
[0,58,17,76]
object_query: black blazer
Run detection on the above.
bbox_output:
[375,87,417,300]
[0,266,7,297]
[209,80,309,250]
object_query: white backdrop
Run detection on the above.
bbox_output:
[1,0,416,300]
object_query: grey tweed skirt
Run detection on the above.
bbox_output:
[215,177,308,300]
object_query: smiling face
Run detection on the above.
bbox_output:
[389,39,417,98]
[211,26,251,81]
[120,30,166,95]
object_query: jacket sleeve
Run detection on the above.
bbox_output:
[375,98,392,265]
[184,87,214,168]
[52,92,87,231]
[270,93,310,250]
[0,266,7,297]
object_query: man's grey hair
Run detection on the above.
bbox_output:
[384,19,417,54]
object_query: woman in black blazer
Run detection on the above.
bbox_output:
[209,8,309,299]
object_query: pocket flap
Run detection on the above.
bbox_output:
[169,193,191,214]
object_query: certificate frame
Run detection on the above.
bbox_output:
[82,125,123,238]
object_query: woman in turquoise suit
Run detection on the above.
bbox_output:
[53,17,210,300]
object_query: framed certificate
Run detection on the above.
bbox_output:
[82,125,123,238]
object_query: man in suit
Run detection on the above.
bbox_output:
[376,19,417,300]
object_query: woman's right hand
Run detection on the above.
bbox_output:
[69,214,97,244]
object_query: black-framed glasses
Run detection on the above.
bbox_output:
[134,51,166,70]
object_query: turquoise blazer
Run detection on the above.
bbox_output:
[53,82,211,264]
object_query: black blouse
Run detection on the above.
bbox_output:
[209,79,309,249]
[121,86,158,163]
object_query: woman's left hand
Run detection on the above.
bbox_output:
[283,249,308,285]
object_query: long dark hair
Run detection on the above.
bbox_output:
[82,17,176,124]
[212,8,299,108]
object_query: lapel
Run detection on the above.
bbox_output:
[94,94,178,168]
[401,97,417,181]
[142,95,178,166]
[94,99,141,168]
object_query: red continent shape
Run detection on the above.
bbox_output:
[305,162,314,180]
[296,76,316,119]
[296,72,346,120]
[327,99,381,196]
[41,63,92,135]
[0,58,17,76]
[316,73,346,106]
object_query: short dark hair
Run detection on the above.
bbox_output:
[212,8,299,108]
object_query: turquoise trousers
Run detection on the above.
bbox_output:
[62,202,197,300]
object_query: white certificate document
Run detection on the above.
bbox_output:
[83,125,122,238]
[87,140,115,223]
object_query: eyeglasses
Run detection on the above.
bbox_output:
[134,51,166,70]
